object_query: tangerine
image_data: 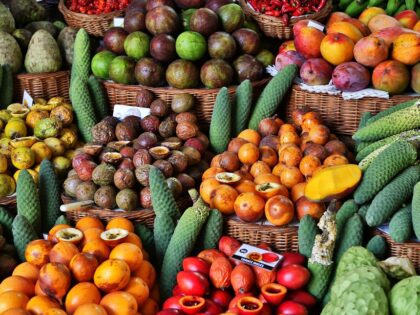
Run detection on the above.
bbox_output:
[132,260,156,289]
[272,163,286,177]
[299,155,321,178]
[280,166,304,189]
[280,131,301,146]
[279,144,302,167]
[73,303,108,315]
[265,195,294,226]
[199,178,220,204]
[250,161,271,178]
[81,227,103,247]
[125,232,143,249]
[49,242,79,267]
[291,182,307,202]
[69,253,99,283]
[26,296,60,315]
[323,154,348,166]
[0,276,34,298]
[82,240,110,263]
[124,277,149,306]
[308,124,330,145]
[234,192,265,222]
[237,129,261,146]
[238,143,260,165]
[279,124,297,135]
[38,263,71,301]
[209,185,238,215]
[259,146,278,167]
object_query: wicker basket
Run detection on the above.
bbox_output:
[61,194,192,229]
[0,195,16,208]
[374,229,420,272]
[239,0,332,39]
[58,0,124,37]
[103,78,269,125]
[14,71,70,102]
[286,85,417,135]
[224,217,299,253]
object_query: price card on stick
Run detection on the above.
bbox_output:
[113,104,151,120]
[22,90,33,108]
[113,18,125,27]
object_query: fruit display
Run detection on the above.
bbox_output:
[338,0,420,17]
[275,9,420,94]
[0,207,18,280]
[203,103,356,225]
[0,215,161,315]
[161,235,318,314]
[246,0,329,22]
[0,97,80,197]
[0,2,77,74]
[90,0,277,89]
[64,92,213,210]
[65,0,131,14]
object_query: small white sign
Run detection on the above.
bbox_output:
[22,90,33,108]
[113,104,151,120]
[113,18,125,27]
[307,20,325,32]
[232,244,283,270]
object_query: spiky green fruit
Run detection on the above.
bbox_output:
[298,215,318,258]
[209,87,231,154]
[390,205,413,243]
[366,235,387,259]
[12,214,37,261]
[232,80,252,136]
[334,214,364,261]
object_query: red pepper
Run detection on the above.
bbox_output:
[281,13,289,25]
[315,0,327,11]
[292,6,310,16]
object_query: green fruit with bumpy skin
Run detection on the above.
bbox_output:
[390,276,420,315]
[12,214,37,261]
[334,214,364,261]
[124,31,150,60]
[175,31,206,61]
[217,4,245,33]
[389,205,412,243]
[336,246,378,277]
[412,182,420,239]
[91,50,116,80]
[109,56,136,84]
[298,214,318,258]
[209,87,231,154]
[34,118,60,139]
[366,235,387,259]
[17,169,41,235]
[195,208,223,251]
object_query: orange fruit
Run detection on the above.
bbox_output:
[94,259,131,293]
[75,217,104,232]
[124,277,149,306]
[26,296,60,315]
[202,167,225,180]
[238,143,260,165]
[209,185,238,215]
[125,232,143,249]
[234,180,256,194]
[259,146,278,167]
[132,260,156,289]
[139,298,159,315]
[149,285,160,304]
[234,192,265,223]
[12,263,39,283]
[0,276,34,298]
[47,224,71,243]
[323,154,349,166]
[0,291,29,313]
[238,129,261,146]
[34,280,47,297]
[106,218,134,233]
[69,252,98,283]
[254,173,281,185]
[109,243,143,272]
[279,123,297,135]
[38,263,71,301]
[44,309,67,315]
[82,240,110,263]
[81,227,103,247]
[256,182,289,199]
[299,155,321,178]
[280,166,304,189]
[100,291,138,315]
[291,182,307,202]
[49,241,79,267]
[308,124,330,145]
[25,240,53,268]
[250,161,271,178]
[73,304,108,315]
[199,178,220,204]
[272,163,286,177]
[279,144,302,167]
[265,195,295,226]
[280,131,301,146]
[65,282,102,315]
[1,309,30,315]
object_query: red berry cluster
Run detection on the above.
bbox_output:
[66,0,131,14]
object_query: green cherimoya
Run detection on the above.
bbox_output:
[335,246,378,277]
[322,281,389,315]
[390,276,420,315]
[331,265,390,301]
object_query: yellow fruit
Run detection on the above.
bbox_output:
[0,110,11,124]
[0,138,11,157]
[11,147,35,170]
[59,128,77,149]
[4,119,27,139]
[43,138,65,157]
[34,164,41,173]
[34,98,47,105]
[10,137,38,149]
[0,174,15,197]
[65,150,76,160]
[13,169,38,185]
[52,156,71,177]
[0,153,8,173]
[31,142,53,164]
[50,106,74,127]
[48,97,65,105]
[26,110,49,130]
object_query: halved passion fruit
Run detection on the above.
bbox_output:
[179,296,206,315]
[107,141,131,151]
[149,146,170,160]
[10,136,38,148]
[215,172,242,184]
[256,182,289,199]
[8,103,30,118]
[83,143,103,156]
[56,228,84,244]
[161,137,182,150]
[260,283,287,305]
[102,152,123,164]
[100,228,129,247]
[237,296,263,315]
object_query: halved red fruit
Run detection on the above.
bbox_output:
[261,283,287,305]
[179,296,206,314]
[236,296,263,315]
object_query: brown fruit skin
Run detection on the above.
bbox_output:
[136,89,154,107]
[324,140,347,156]
[167,151,189,173]
[258,118,279,137]
[175,112,198,124]
[159,118,176,138]
[184,138,206,155]
[176,122,199,140]
[94,186,117,209]
[115,123,138,141]
[140,115,160,133]
[140,187,152,208]
[259,135,280,150]
[150,34,177,62]
[122,116,142,134]
[69,253,98,283]
[152,159,174,177]
[219,151,240,172]
[150,99,170,117]
[228,138,248,154]
[177,173,195,192]
[135,165,152,186]
[113,169,136,190]
[182,146,202,166]
[133,149,152,168]
[134,132,158,150]
[303,143,328,161]
[296,196,325,220]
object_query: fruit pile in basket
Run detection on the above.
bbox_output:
[200,107,355,225]
[275,9,420,94]
[64,92,213,210]
[66,0,131,14]
[90,0,276,89]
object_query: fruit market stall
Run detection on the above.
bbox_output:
[0,0,418,314]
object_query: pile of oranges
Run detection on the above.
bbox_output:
[0,217,159,315]
[200,109,353,225]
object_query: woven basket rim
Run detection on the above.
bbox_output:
[375,229,420,247]
[239,0,332,25]
[226,216,298,232]
[16,70,70,79]
[102,77,270,94]
[58,0,125,19]
[0,195,16,206]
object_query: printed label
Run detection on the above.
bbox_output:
[113,18,125,27]
[113,104,151,120]
[232,244,283,270]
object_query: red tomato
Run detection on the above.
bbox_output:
[286,291,317,309]
[177,271,210,296]
[157,310,187,315]
[172,285,185,297]
[228,293,253,310]
[163,296,183,310]
[276,301,308,315]
[210,289,233,309]
[276,265,310,290]
[183,257,211,275]
[280,253,306,267]
[202,299,223,315]
[218,236,241,257]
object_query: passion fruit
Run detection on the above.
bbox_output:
[149,146,170,159]
[152,160,174,177]
[100,228,129,247]
[116,189,138,211]
[94,185,117,209]
[171,93,195,113]
[34,118,61,139]
[5,118,27,139]
[161,137,182,150]
[83,144,103,156]
[50,105,74,127]
[102,152,123,165]
[166,177,183,197]
[56,228,83,244]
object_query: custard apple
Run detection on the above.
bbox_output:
[389,276,420,315]
[336,246,378,277]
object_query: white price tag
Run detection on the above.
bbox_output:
[113,104,150,120]
[307,20,325,32]
[113,18,125,27]
[22,90,33,108]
